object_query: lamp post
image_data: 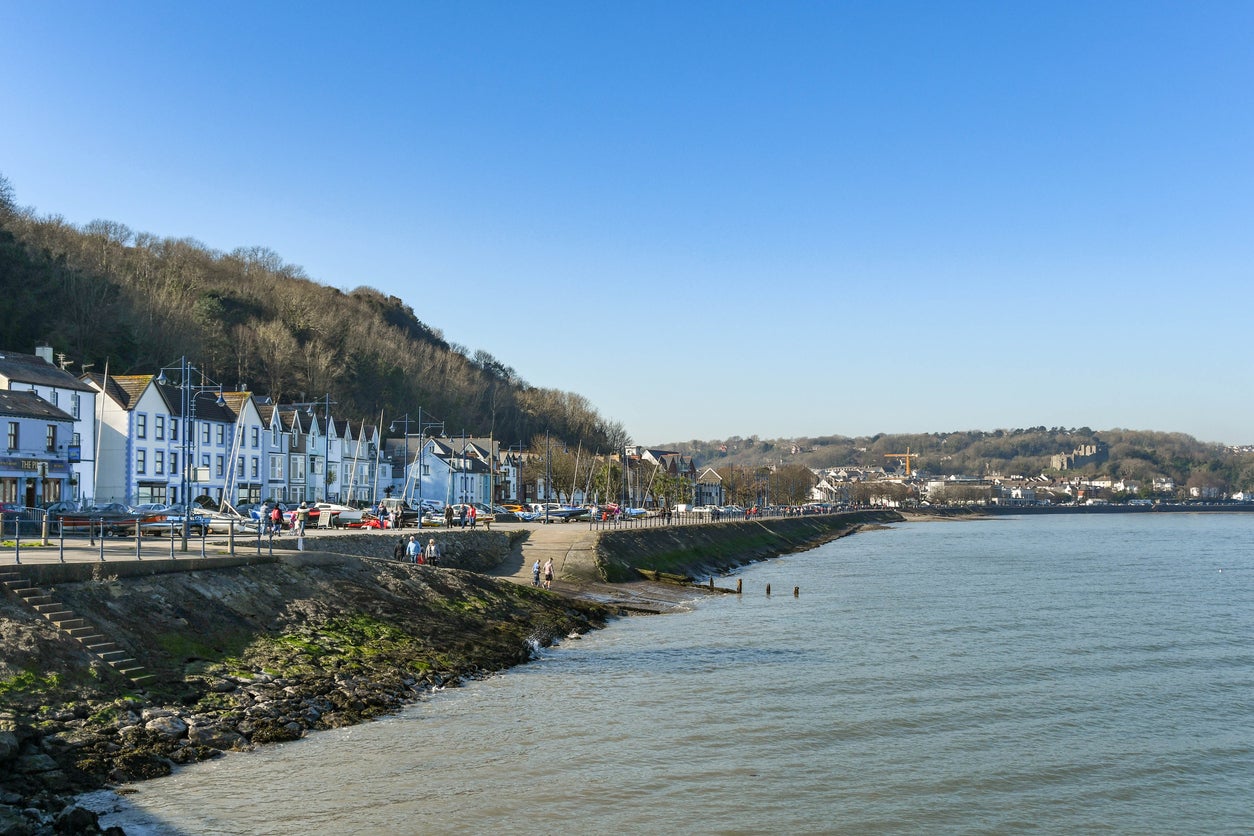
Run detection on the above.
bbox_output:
[389,409,443,511]
[291,394,336,502]
[156,357,226,552]
[504,442,525,505]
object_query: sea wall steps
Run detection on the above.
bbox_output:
[0,569,154,686]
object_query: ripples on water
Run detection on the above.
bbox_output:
[91,514,1254,834]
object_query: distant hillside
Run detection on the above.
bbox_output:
[0,173,626,450]
[663,427,1254,494]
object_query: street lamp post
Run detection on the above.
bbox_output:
[156,357,226,552]
[389,408,442,512]
[291,394,336,502]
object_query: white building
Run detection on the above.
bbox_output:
[0,347,99,502]
[0,390,76,506]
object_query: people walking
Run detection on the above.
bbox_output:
[532,559,541,586]
[269,504,283,536]
[468,504,477,529]
[543,557,554,589]
[444,505,454,528]
[296,502,309,536]
[459,505,468,529]
[393,536,406,561]
[405,534,420,563]
[424,538,441,567]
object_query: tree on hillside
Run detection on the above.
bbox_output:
[768,463,816,505]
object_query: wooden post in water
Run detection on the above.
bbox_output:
[793,586,799,597]
[709,577,714,590]
[766,583,771,596]
[736,578,742,594]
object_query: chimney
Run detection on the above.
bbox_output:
[35,345,54,364]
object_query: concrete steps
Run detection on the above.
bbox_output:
[0,570,154,688]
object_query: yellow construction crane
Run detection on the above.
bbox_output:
[884,447,917,476]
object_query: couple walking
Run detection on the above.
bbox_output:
[531,558,554,589]
[404,535,441,566]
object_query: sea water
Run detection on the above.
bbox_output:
[89,514,1254,834]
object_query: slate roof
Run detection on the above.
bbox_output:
[0,351,95,392]
[0,390,75,422]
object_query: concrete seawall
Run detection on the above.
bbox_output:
[593,510,904,582]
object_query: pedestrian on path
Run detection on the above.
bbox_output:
[424,538,441,567]
[532,559,541,586]
[405,534,420,563]
[296,502,309,536]
[543,557,554,589]
[444,505,454,528]
[468,504,477,529]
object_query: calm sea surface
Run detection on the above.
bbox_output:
[88,514,1254,834]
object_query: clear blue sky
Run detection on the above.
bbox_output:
[4,2,1253,446]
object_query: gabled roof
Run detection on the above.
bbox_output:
[153,386,237,423]
[696,466,722,483]
[0,351,95,392]
[0,390,75,421]
[275,406,309,433]
[85,373,151,410]
[220,391,258,421]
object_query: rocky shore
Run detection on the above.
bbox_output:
[0,511,901,833]
[0,549,608,834]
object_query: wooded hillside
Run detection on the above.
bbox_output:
[0,174,626,450]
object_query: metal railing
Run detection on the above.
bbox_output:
[0,510,263,564]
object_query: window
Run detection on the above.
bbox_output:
[237,456,244,477]
[71,393,80,419]
[6,422,15,451]
[201,423,210,444]
[201,454,210,470]
[155,450,165,474]
[45,425,56,452]
[216,424,225,445]
[71,432,80,447]
[155,415,165,440]
[269,455,284,480]
[216,455,225,477]
[251,427,260,448]
[170,455,178,476]
[251,457,260,479]
[272,425,279,446]
[170,421,178,442]
[137,449,147,474]
[50,391,58,407]
[136,414,147,439]
[290,455,306,483]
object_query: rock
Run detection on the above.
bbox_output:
[144,716,188,739]
[0,730,19,762]
[187,723,247,750]
[14,752,59,775]
[53,803,100,834]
